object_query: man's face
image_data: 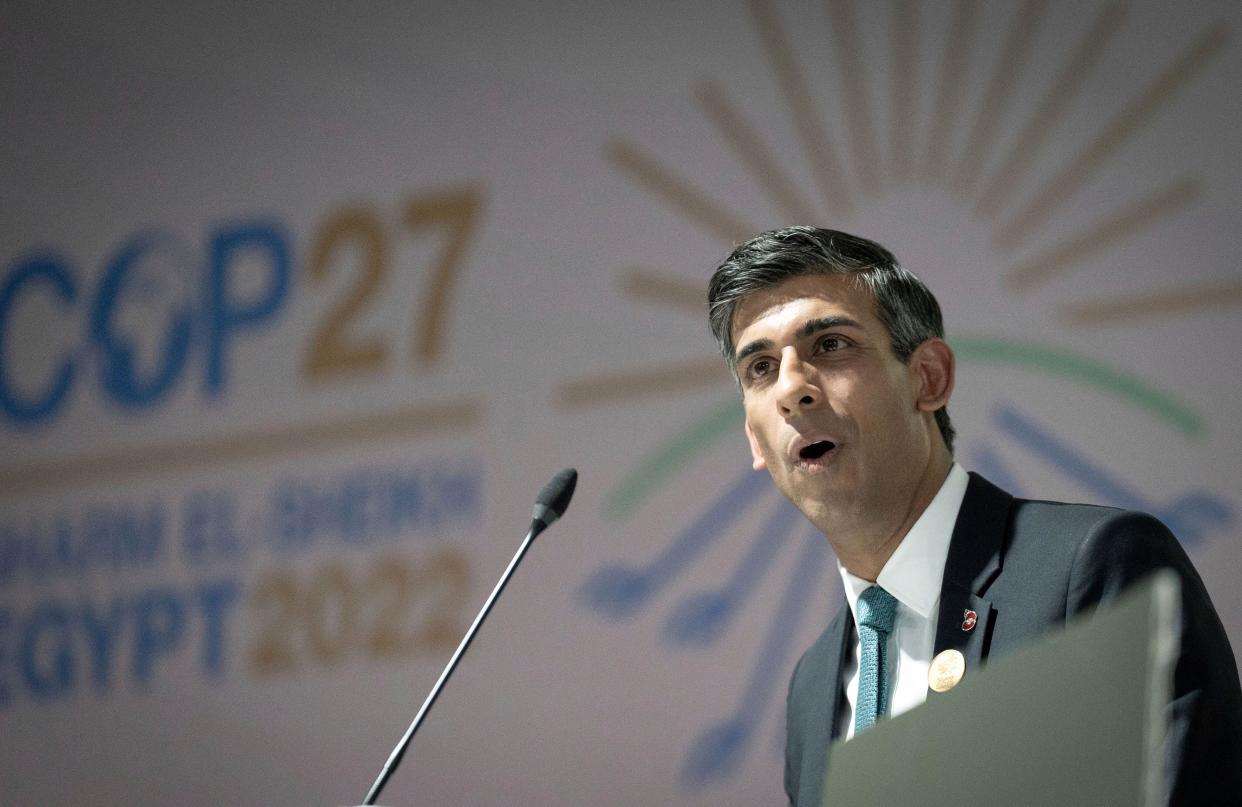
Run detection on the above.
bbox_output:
[732,273,946,537]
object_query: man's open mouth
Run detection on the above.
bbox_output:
[788,436,840,473]
[799,440,835,460]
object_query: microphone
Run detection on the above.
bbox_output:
[360,468,579,806]
[531,467,578,530]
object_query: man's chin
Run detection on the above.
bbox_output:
[782,477,852,518]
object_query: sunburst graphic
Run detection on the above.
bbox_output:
[558,0,1237,789]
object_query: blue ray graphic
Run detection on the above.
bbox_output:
[664,496,803,647]
[681,528,827,786]
[966,442,1024,497]
[993,404,1233,547]
[579,466,770,619]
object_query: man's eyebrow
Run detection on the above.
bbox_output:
[734,316,864,365]
[734,338,773,366]
[795,316,863,340]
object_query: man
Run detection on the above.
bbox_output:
[707,227,1241,806]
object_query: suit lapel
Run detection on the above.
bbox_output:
[825,602,852,741]
[928,472,1012,697]
[797,600,852,806]
[806,600,853,744]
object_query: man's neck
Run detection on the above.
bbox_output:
[832,450,954,582]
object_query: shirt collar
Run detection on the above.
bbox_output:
[839,463,970,621]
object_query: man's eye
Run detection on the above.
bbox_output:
[818,336,843,352]
[749,359,773,378]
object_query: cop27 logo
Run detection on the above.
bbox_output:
[564,0,1236,789]
[0,188,479,427]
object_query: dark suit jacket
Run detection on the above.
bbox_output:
[784,473,1242,806]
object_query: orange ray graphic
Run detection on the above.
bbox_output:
[888,0,919,183]
[559,358,727,407]
[950,0,1048,197]
[696,81,821,224]
[827,0,881,193]
[993,24,1229,251]
[747,0,853,215]
[1006,179,1200,291]
[621,267,704,314]
[1062,280,1242,325]
[923,0,980,180]
[975,0,1126,218]
[605,139,755,243]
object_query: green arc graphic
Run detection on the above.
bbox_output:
[604,397,745,521]
[952,336,1201,436]
[603,336,1203,521]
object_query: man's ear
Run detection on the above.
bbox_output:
[744,419,767,471]
[910,337,955,413]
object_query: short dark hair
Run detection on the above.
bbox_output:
[708,226,955,452]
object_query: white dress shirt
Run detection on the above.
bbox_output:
[835,463,970,740]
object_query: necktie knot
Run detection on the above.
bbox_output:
[857,585,897,633]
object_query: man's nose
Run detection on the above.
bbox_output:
[775,352,820,415]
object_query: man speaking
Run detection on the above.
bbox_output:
[707,227,1241,806]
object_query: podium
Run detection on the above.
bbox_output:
[821,571,1180,806]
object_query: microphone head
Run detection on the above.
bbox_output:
[532,467,578,528]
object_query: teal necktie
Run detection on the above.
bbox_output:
[854,585,898,734]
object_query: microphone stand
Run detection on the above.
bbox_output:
[360,517,552,805]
